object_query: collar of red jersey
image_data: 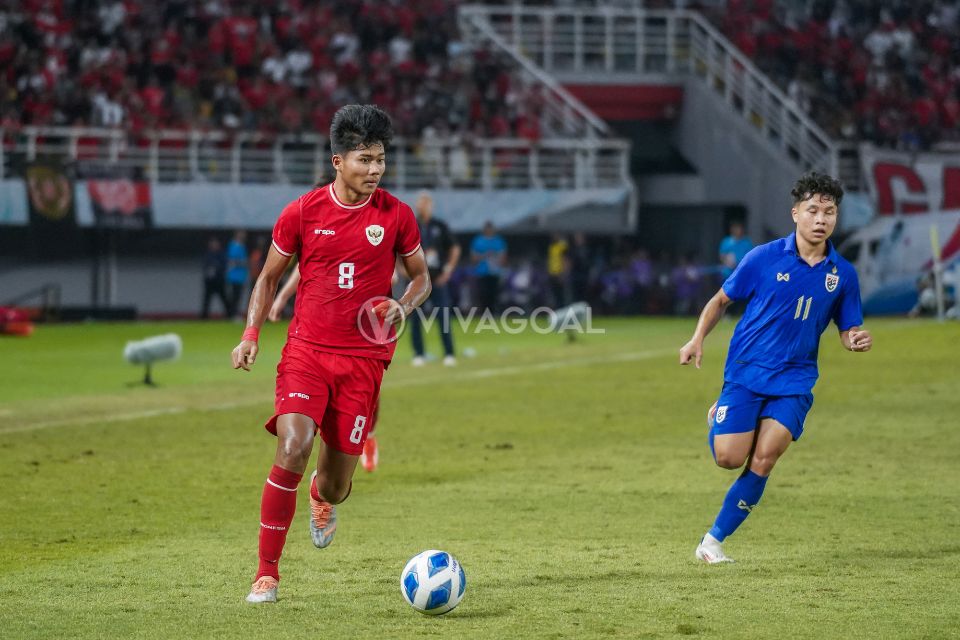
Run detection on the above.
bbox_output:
[328,184,373,210]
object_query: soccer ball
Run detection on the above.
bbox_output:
[400,550,466,615]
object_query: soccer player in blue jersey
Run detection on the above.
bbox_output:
[679,172,873,564]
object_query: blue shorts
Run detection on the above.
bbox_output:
[711,381,813,442]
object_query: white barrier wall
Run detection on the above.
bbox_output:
[1,181,630,233]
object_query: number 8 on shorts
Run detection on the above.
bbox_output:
[349,415,367,444]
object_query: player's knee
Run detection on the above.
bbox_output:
[276,434,312,468]
[714,450,746,470]
[750,452,779,476]
[315,474,351,504]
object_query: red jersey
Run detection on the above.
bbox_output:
[272,183,421,361]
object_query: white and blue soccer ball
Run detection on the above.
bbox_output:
[400,550,466,615]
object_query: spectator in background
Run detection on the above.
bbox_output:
[471,221,507,312]
[409,191,460,367]
[630,248,656,312]
[568,232,592,302]
[718,221,753,279]
[248,235,269,286]
[201,236,228,319]
[503,256,547,311]
[547,233,569,307]
[672,252,703,316]
[226,229,249,319]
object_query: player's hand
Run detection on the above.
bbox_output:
[679,339,703,368]
[372,298,406,325]
[267,299,284,322]
[848,328,872,352]
[232,340,259,371]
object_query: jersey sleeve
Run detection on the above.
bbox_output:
[833,268,864,331]
[721,246,762,301]
[272,199,301,257]
[395,202,421,257]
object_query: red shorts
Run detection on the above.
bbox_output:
[266,340,385,455]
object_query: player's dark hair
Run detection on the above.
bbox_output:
[791,171,844,206]
[329,105,393,156]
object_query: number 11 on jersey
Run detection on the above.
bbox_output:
[794,296,812,321]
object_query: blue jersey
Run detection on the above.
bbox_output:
[471,234,507,276]
[722,233,863,396]
[718,235,754,277]
[226,240,249,285]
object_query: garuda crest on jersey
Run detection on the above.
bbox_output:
[365,224,384,246]
[825,273,840,292]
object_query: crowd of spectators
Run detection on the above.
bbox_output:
[715,0,960,150]
[439,232,728,317]
[0,0,542,141]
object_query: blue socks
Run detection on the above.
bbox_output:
[708,470,768,542]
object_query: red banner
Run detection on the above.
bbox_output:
[87,179,153,229]
[861,145,960,215]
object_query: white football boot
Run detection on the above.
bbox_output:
[695,533,735,564]
[245,576,278,603]
[308,470,337,548]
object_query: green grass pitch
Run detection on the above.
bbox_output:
[0,317,958,639]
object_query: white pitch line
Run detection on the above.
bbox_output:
[387,348,673,385]
[3,348,672,434]
[4,407,186,435]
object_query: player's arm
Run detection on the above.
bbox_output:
[232,246,292,371]
[679,288,734,369]
[394,256,409,280]
[839,327,872,352]
[268,263,300,322]
[375,248,432,324]
[400,248,432,316]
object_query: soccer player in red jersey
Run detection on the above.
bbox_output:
[269,263,382,473]
[232,105,431,603]
[267,262,382,472]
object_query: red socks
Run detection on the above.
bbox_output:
[310,473,352,504]
[256,465,303,580]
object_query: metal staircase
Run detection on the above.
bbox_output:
[459,4,860,189]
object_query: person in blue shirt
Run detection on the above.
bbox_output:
[718,220,753,279]
[226,229,249,319]
[471,221,507,312]
[679,172,873,564]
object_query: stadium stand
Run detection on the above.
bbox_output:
[0,0,541,139]
[712,0,960,150]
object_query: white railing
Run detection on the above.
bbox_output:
[460,5,690,76]
[458,10,611,139]
[0,127,631,190]
[459,4,860,189]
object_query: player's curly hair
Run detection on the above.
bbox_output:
[330,104,394,156]
[791,171,844,205]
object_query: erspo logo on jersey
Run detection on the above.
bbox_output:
[357,295,406,345]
